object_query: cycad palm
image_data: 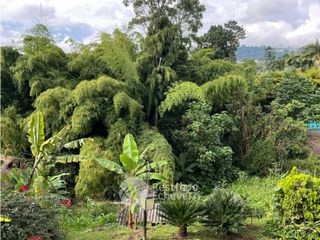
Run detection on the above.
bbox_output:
[159,194,203,238]
[202,189,247,235]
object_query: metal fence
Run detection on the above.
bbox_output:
[117,203,165,225]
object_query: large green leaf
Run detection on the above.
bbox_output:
[54,155,85,163]
[135,160,168,175]
[120,153,137,172]
[63,138,87,149]
[40,125,71,156]
[95,158,124,175]
[123,134,139,163]
[139,172,166,182]
[148,172,166,182]
[28,111,45,156]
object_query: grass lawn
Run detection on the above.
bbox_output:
[64,221,271,240]
[59,175,280,239]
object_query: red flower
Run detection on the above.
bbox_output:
[19,185,29,192]
[60,198,72,207]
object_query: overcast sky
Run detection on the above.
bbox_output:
[1,0,319,49]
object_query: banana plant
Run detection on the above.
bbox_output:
[26,111,71,188]
[52,138,88,163]
[95,133,167,229]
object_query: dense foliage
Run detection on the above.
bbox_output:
[1,192,63,240]
[274,167,320,223]
[1,5,318,190]
[1,1,320,238]
[265,168,320,239]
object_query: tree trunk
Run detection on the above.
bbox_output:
[128,200,133,229]
[26,157,41,188]
[154,106,158,127]
[178,225,187,238]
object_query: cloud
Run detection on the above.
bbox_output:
[242,0,305,25]
[0,0,319,48]
[0,23,22,46]
[242,21,293,46]
[0,0,133,49]
[200,0,319,47]
[240,1,320,47]
[1,3,56,26]
[286,2,320,45]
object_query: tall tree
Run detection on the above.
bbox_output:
[123,0,205,39]
[300,40,320,70]
[11,24,70,98]
[199,20,246,61]
[285,40,320,70]
[0,46,25,111]
[264,46,276,70]
[124,0,205,125]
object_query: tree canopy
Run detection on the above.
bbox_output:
[1,1,319,197]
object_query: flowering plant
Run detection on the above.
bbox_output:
[60,198,72,207]
[19,185,29,192]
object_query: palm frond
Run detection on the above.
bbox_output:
[63,138,87,149]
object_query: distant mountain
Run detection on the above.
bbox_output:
[236,46,295,62]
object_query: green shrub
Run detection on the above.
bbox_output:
[59,199,120,231]
[159,194,203,238]
[265,219,320,240]
[244,139,277,176]
[276,72,318,106]
[0,192,63,240]
[0,106,28,155]
[274,167,320,223]
[173,102,238,188]
[284,154,320,177]
[274,117,309,160]
[202,189,248,235]
[75,119,132,199]
[75,137,116,199]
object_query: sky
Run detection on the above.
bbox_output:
[1,0,319,49]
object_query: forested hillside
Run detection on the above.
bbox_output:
[236,46,293,62]
[1,0,320,239]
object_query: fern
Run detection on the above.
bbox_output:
[159,82,205,116]
[201,75,247,110]
[159,75,247,116]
